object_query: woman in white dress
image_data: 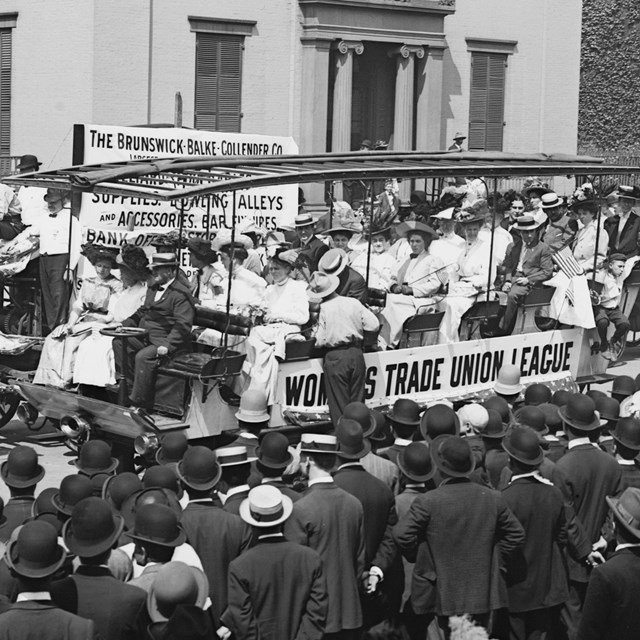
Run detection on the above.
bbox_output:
[378,221,444,348]
[243,251,310,404]
[572,200,609,273]
[350,226,398,291]
[73,245,150,388]
[438,209,496,344]
[33,244,122,388]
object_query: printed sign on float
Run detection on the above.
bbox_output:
[274,329,582,411]
[73,124,299,249]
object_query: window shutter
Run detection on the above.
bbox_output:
[468,52,506,151]
[0,29,11,156]
[195,34,242,133]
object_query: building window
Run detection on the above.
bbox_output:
[468,52,507,151]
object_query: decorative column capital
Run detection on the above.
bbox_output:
[388,44,425,60]
[333,40,364,56]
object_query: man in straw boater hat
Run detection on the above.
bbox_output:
[285,434,366,640]
[177,446,251,622]
[555,393,623,637]
[291,212,329,272]
[51,497,146,640]
[307,272,378,424]
[217,446,257,516]
[494,214,553,336]
[0,521,97,639]
[500,426,571,639]
[220,485,327,640]
[114,252,195,411]
[578,487,640,640]
[540,191,576,251]
[394,435,524,637]
[318,248,367,304]
[604,184,640,258]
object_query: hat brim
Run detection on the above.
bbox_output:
[514,220,544,231]
[62,513,125,557]
[0,461,46,489]
[502,441,544,467]
[397,447,435,482]
[235,410,270,424]
[126,528,187,548]
[606,495,640,540]
[557,405,601,432]
[255,448,294,470]
[611,432,640,451]
[295,219,316,227]
[310,278,340,299]
[151,262,178,269]
[239,494,293,528]
[494,382,523,396]
[75,457,119,476]
[523,186,551,198]
[397,221,438,239]
[5,539,67,579]
[431,435,476,478]
[218,457,257,468]
[147,568,209,623]
[324,227,358,236]
[480,425,509,439]
[388,412,421,427]
[52,492,77,517]
[155,448,187,466]
[337,439,372,460]
[120,488,183,531]
[175,461,222,492]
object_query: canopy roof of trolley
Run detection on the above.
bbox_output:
[4,151,638,201]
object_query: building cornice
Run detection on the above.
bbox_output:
[299,0,455,16]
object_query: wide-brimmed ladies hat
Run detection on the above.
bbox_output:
[558,393,601,431]
[81,243,119,268]
[117,245,151,281]
[431,435,475,478]
[606,487,640,540]
[396,220,438,239]
[1,446,45,488]
[176,446,222,491]
[239,485,293,528]
[6,521,67,579]
[502,426,544,466]
[514,215,544,231]
[307,272,340,298]
[523,183,551,198]
[187,238,217,264]
[397,442,435,482]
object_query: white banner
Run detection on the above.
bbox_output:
[75,124,299,249]
[274,329,583,411]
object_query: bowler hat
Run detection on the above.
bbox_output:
[236,390,270,423]
[318,249,349,276]
[120,488,183,531]
[53,474,94,516]
[538,403,563,433]
[255,433,293,470]
[127,503,186,547]
[483,395,511,424]
[480,409,509,439]
[552,389,571,407]
[420,403,460,441]
[307,272,340,299]
[176,446,222,491]
[90,473,111,498]
[502,426,544,466]
[494,365,523,395]
[558,394,600,431]
[6,521,66,578]
[17,154,42,171]
[102,472,143,511]
[431,435,475,478]
[148,562,209,623]
[32,487,58,518]
[596,396,620,423]
[342,402,376,438]
[216,446,256,467]
[63,497,124,557]
[606,487,640,540]
[294,213,316,227]
[369,410,390,443]
[239,485,293,528]
[75,440,118,476]
[299,433,337,454]
[524,383,552,406]
[144,465,182,497]
[515,405,548,435]
[612,375,636,399]
[397,442,434,482]
[156,432,189,466]
[612,417,640,451]
[336,418,371,459]
[586,389,608,403]
[388,398,421,426]
[150,253,179,269]
[187,238,216,264]
[148,605,214,640]
[1,445,45,488]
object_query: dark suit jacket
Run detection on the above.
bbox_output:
[285,481,365,633]
[361,452,399,494]
[333,464,397,572]
[123,279,195,352]
[377,442,407,467]
[337,268,367,304]
[619,461,640,490]
[222,488,250,516]
[225,537,327,640]
[503,240,553,284]
[501,476,569,612]
[181,500,252,621]
[0,497,35,543]
[51,566,145,640]
[604,211,640,257]
[556,443,623,582]
[393,477,524,616]
[0,600,97,639]
[292,236,329,272]
[578,547,640,640]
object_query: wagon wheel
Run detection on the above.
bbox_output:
[3,306,33,336]
[0,391,19,428]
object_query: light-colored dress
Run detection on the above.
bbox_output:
[350,250,398,291]
[33,275,122,387]
[438,239,494,344]
[244,278,309,404]
[572,220,609,272]
[73,283,148,386]
[478,226,513,266]
[379,251,444,348]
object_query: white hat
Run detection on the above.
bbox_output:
[216,446,256,467]
[300,433,337,453]
[239,485,293,528]
[433,207,456,220]
[457,403,490,435]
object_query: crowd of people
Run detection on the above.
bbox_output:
[0,372,637,639]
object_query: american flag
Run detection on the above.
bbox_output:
[551,246,584,279]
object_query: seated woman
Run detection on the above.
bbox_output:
[572,197,609,273]
[73,245,150,388]
[243,251,310,404]
[350,225,398,292]
[438,208,496,344]
[378,221,444,349]
[33,243,122,388]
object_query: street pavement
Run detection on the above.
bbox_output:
[0,342,637,503]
